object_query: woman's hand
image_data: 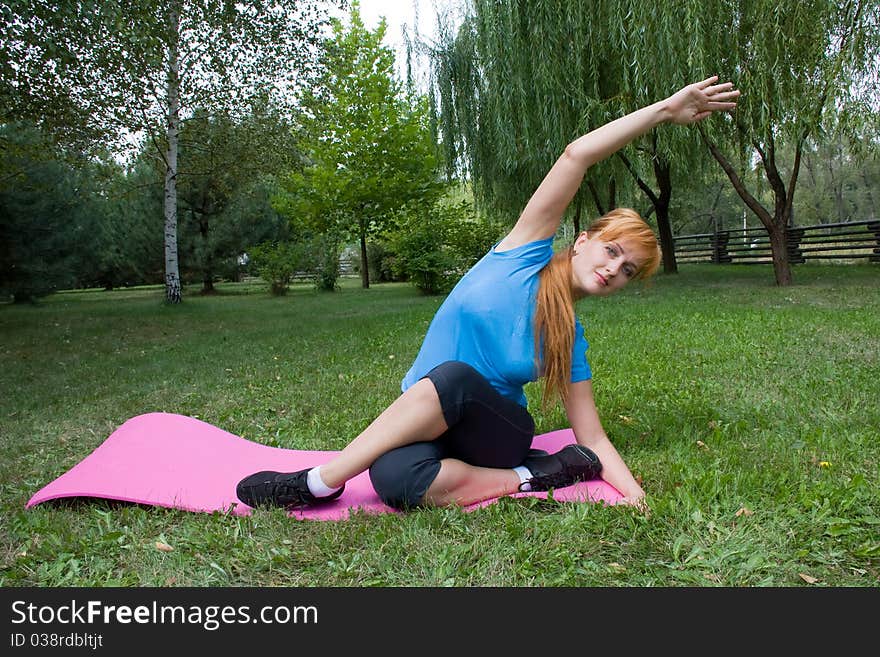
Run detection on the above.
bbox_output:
[663,75,740,125]
[619,495,650,516]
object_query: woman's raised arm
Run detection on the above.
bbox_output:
[496,76,739,251]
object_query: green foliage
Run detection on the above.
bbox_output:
[248,241,317,296]
[0,123,105,302]
[84,158,166,290]
[1,1,340,153]
[2,0,342,304]
[277,2,444,286]
[432,0,879,283]
[693,0,880,283]
[174,109,294,291]
[247,233,339,295]
[365,240,400,284]
[389,200,504,295]
[433,0,654,217]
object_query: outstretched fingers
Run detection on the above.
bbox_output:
[696,75,720,89]
[701,81,740,114]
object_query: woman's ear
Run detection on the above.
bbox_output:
[574,231,592,250]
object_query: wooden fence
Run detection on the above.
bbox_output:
[673,220,880,265]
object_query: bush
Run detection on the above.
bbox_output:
[389,201,504,295]
[313,235,341,292]
[367,239,403,283]
[248,241,316,295]
[248,236,342,294]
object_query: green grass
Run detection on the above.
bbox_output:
[2,265,878,587]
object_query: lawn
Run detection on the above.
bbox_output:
[1,264,878,587]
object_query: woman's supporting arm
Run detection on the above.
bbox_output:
[564,379,646,506]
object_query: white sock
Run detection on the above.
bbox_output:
[513,465,533,491]
[307,466,341,497]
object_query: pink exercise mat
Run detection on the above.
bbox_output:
[26,412,623,520]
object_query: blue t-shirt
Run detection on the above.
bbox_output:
[401,237,591,407]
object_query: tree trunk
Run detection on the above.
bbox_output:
[199,214,214,294]
[573,196,582,234]
[701,129,793,286]
[163,2,182,304]
[768,224,792,286]
[617,150,676,273]
[587,180,604,216]
[652,158,676,274]
[860,169,877,220]
[359,217,369,289]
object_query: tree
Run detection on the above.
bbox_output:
[282,1,444,289]
[432,1,629,223]
[2,1,341,302]
[0,123,101,301]
[75,156,165,291]
[796,134,880,225]
[175,108,294,293]
[430,0,718,275]
[697,0,879,285]
[389,199,504,294]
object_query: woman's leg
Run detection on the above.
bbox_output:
[369,361,535,509]
[323,360,533,488]
[317,376,449,488]
[369,442,524,510]
[423,459,522,507]
[238,361,534,509]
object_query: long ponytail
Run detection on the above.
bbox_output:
[534,247,575,410]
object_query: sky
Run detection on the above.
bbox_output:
[357,0,440,50]
[349,0,452,86]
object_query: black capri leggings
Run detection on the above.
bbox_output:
[368,360,535,510]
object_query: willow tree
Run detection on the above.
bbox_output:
[432,1,632,230]
[430,0,722,272]
[697,0,879,285]
[2,1,339,302]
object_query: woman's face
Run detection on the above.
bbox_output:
[570,231,646,298]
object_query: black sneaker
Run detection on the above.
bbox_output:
[236,469,344,509]
[520,444,602,492]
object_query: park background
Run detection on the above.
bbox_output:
[1,0,878,586]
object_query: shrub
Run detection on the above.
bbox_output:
[248,241,316,295]
[389,201,504,295]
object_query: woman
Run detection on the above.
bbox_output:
[237,75,739,512]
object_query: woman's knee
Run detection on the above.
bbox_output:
[369,444,443,511]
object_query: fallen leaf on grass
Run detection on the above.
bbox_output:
[155,541,174,552]
[798,573,818,584]
[696,440,709,450]
[735,507,753,517]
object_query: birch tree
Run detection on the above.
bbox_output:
[2,1,341,302]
